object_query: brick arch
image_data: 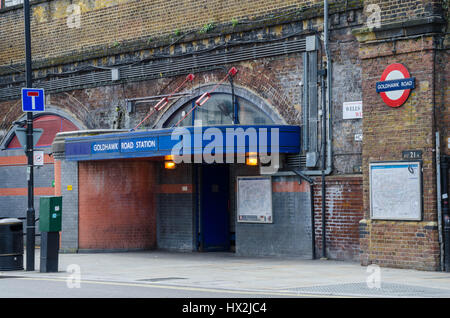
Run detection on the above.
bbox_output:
[154,81,287,129]
[233,64,301,126]
[3,113,80,150]
[44,92,97,129]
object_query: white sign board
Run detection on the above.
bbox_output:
[370,161,422,220]
[237,176,272,223]
[343,101,363,119]
[33,151,44,166]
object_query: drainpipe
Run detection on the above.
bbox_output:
[302,0,333,177]
[320,58,327,259]
[443,156,450,272]
[310,180,316,260]
[324,0,333,177]
[301,0,332,259]
[436,132,444,271]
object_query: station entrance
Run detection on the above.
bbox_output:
[58,87,311,258]
[198,164,231,252]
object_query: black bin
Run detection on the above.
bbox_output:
[0,218,24,270]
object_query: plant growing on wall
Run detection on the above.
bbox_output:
[111,40,121,48]
[199,22,216,34]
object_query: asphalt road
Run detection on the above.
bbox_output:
[0,276,304,315]
[0,276,293,298]
[0,276,413,317]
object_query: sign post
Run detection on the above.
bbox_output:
[20,0,45,271]
[23,0,35,272]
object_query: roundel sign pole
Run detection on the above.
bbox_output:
[376,63,415,108]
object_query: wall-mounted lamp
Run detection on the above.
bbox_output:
[165,161,176,169]
[164,155,176,169]
[246,152,258,166]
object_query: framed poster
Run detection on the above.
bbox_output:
[237,176,273,223]
[369,161,422,220]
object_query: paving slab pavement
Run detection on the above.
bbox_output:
[3,250,450,297]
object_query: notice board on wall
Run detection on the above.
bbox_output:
[370,161,422,220]
[237,176,273,223]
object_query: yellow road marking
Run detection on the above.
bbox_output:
[17,276,354,298]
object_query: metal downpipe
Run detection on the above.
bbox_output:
[300,0,332,259]
[302,0,332,177]
[443,157,450,271]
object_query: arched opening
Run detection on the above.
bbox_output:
[162,92,276,128]
[155,85,285,128]
[151,87,289,253]
[0,113,81,223]
[4,114,79,150]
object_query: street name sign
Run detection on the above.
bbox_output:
[343,101,363,119]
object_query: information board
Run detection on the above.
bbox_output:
[370,161,422,220]
[237,176,273,223]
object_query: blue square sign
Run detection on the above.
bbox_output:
[22,88,45,112]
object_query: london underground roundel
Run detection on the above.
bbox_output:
[376,63,415,108]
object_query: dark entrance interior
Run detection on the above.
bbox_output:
[199,164,231,252]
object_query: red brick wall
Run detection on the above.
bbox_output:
[313,176,364,261]
[54,159,61,196]
[78,159,157,250]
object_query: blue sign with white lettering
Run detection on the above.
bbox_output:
[376,77,415,93]
[64,125,302,161]
[120,137,158,153]
[92,141,120,154]
[22,88,45,112]
[91,137,159,154]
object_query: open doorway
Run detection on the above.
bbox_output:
[198,164,231,252]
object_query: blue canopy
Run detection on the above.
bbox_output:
[64,125,301,161]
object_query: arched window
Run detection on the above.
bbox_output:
[162,92,275,128]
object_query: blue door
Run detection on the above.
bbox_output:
[200,164,230,251]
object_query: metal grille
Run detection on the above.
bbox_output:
[286,154,306,169]
[0,38,306,101]
[286,282,450,298]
